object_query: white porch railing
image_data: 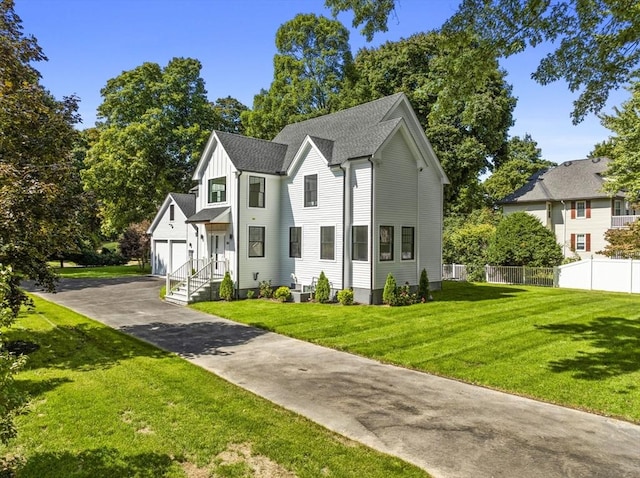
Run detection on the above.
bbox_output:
[166,258,227,301]
[611,215,640,228]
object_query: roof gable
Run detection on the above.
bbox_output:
[147,192,196,234]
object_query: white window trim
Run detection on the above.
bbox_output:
[575,200,586,219]
[575,233,586,252]
[248,175,266,209]
[303,173,319,208]
[319,225,337,262]
[208,176,227,205]
[379,225,395,262]
[289,226,302,260]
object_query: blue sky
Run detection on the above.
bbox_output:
[17,0,629,164]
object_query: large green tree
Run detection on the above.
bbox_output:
[1,0,87,444]
[484,134,554,202]
[326,0,640,123]
[83,58,221,236]
[599,82,640,202]
[242,13,354,139]
[336,32,515,212]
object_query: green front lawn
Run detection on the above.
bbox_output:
[54,264,150,279]
[1,296,425,477]
[192,282,640,423]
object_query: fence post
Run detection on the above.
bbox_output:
[522,265,526,285]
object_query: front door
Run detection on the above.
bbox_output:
[210,234,225,274]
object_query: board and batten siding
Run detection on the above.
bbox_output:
[280,144,343,290]
[196,140,238,278]
[373,131,419,289]
[350,161,372,289]
[238,173,281,290]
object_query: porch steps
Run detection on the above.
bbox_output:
[165,279,221,305]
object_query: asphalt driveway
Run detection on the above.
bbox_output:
[31,276,640,478]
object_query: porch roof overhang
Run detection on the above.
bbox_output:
[186,207,231,224]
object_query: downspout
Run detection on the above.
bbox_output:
[339,163,347,290]
[368,156,375,303]
[236,170,242,299]
[561,200,567,257]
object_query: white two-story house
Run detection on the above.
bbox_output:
[148,93,449,304]
[500,157,638,259]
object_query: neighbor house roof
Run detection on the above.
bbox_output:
[500,157,621,204]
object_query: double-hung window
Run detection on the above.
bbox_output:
[249,176,265,208]
[304,174,317,207]
[289,227,301,258]
[576,200,586,218]
[320,226,335,260]
[379,226,394,261]
[248,226,265,257]
[352,226,368,261]
[614,199,623,216]
[401,227,414,260]
[208,177,226,203]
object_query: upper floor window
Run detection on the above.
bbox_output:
[402,227,415,260]
[304,174,317,207]
[320,226,335,260]
[576,200,586,218]
[352,225,368,261]
[574,233,590,252]
[379,226,394,261]
[169,204,175,221]
[208,177,226,203]
[614,199,623,216]
[289,227,301,258]
[248,226,265,257]
[249,176,265,208]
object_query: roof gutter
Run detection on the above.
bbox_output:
[236,170,242,299]
[368,156,375,303]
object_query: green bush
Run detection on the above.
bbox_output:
[246,290,255,299]
[315,271,330,303]
[219,272,234,301]
[259,280,273,299]
[337,288,354,305]
[418,268,429,301]
[382,273,397,305]
[394,283,418,306]
[69,248,128,266]
[274,286,291,302]
[487,211,563,267]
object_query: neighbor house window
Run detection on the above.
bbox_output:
[249,176,265,208]
[379,226,394,261]
[208,177,226,203]
[402,227,414,260]
[304,174,317,207]
[289,227,301,258]
[320,226,335,260]
[169,204,175,221]
[572,233,591,252]
[614,199,623,216]
[352,226,368,261]
[248,226,265,257]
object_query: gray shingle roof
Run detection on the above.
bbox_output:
[500,157,619,203]
[186,206,230,223]
[169,192,196,218]
[273,92,405,169]
[214,130,288,174]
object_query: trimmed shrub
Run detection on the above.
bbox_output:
[418,268,429,302]
[394,283,418,306]
[315,271,330,303]
[382,273,397,305]
[274,286,291,302]
[259,280,273,299]
[70,248,128,266]
[246,290,255,299]
[337,288,354,305]
[219,272,234,301]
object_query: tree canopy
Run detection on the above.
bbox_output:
[599,81,640,203]
[82,58,223,235]
[336,31,515,212]
[242,13,354,139]
[325,0,640,123]
[598,221,640,259]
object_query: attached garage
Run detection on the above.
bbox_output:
[170,240,187,272]
[152,240,169,276]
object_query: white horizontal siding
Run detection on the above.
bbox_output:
[351,162,371,289]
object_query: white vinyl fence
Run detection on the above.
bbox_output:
[557,258,640,294]
[442,264,556,287]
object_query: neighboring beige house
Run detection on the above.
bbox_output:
[500,157,639,259]
[148,93,449,304]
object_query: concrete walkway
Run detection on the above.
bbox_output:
[32,277,640,478]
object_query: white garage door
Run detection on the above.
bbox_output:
[153,240,169,276]
[170,241,187,273]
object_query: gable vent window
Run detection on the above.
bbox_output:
[304,174,317,207]
[249,176,265,208]
[208,177,226,203]
[169,204,175,221]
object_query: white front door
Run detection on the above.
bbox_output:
[210,234,225,274]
